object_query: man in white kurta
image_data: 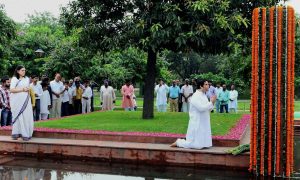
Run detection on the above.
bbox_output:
[229,84,238,113]
[49,74,64,118]
[180,79,193,112]
[155,79,169,112]
[82,81,93,113]
[100,81,116,111]
[40,82,51,120]
[172,80,216,149]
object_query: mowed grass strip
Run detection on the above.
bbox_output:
[35,111,243,136]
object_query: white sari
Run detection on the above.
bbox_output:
[10,76,34,139]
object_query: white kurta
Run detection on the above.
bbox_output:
[155,84,169,106]
[176,90,214,149]
[10,77,34,138]
[229,90,238,109]
[100,86,116,110]
[40,90,51,114]
[82,86,92,113]
[68,86,75,105]
[180,85,193,102]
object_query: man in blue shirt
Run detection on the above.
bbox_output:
[206,80,216,113]
[218,84,230,113]
[168,80,181,112]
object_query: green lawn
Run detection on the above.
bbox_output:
[35,111,243,136]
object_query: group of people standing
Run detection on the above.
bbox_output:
[98,79,137,111]
[155,79,239,113]
[30,73,94,121]
[0,65,94,141]
[0,65,140,141]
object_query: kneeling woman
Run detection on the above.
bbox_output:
[10,65,34,141]
[171,79,216,149]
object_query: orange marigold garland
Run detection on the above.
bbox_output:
[260,8,266,175]
[275,7,282,175]
[250,6,295,177]
[268,7,274,176]
[250,8,256,171]
[286,7,290,177]
[290,6,295,174]
[251,8,260,171]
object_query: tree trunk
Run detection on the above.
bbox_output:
[142,48,157,119]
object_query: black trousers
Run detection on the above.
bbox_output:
[68,104,74,115]
[91,96,94,112]
[61,102,69,117]
[220,104,229,113]
[74,99,82,114]
[34,99,40,121]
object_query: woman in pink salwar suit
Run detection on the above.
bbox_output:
[121,80,135,111]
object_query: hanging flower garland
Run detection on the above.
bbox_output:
[250,6,295,177]
[267,7,274,176]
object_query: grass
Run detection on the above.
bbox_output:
[295,102,300,112]
[35,111,243,136]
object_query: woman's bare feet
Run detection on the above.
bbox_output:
[170,142,177,147]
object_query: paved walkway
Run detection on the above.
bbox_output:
[240,125,250,145]
[0,135,231,153]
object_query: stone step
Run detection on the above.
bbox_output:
[0,155,14,164]
[0,129,241,147]
[0,136,249,169]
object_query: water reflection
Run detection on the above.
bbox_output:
[12,168,47,180]
[0,167,147,180]
[0,158,250,180]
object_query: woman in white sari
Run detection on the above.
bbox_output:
[10,65,33,141]
[171,79,216,149]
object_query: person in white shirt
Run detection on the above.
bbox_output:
[61,81,70,117]
[49,73,65,118]
[100,80,116,111]
[82,80,93,113]
[180,79,193,112]
[229,84,238,113]
[68,79,75,115]
[40,82,51,120]
[154,79,169,112]
[30,75,43,121]
[171,79,216,149]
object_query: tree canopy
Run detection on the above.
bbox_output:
[61,0,282,119]
[0,5,16,72]
[1,1,294,116]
